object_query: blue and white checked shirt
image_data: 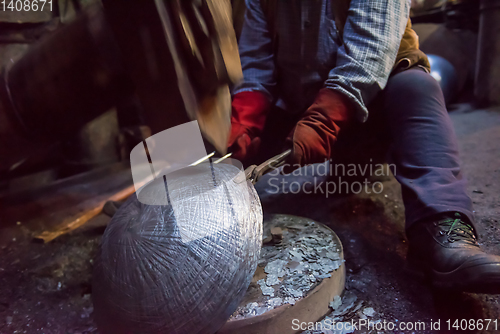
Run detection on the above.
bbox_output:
[233,0,411,122]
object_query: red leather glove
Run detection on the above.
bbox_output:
[228,91,271,161]
[283,88,353,173]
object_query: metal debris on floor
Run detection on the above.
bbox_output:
[230,215,344,320]
[300,291,374,334]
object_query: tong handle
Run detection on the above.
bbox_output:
[245,149,291,184]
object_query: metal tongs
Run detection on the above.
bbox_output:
[195,149,291,184]
[244,149,291,184]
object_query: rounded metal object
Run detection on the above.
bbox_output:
[427,54,459,105]
[92,163,263,334]
[413,23,477,99]
[219,214,346,334]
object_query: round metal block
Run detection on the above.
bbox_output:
[92,163,263,334]
[219,214,345,334]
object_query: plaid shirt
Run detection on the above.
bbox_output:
[233,0,410,122]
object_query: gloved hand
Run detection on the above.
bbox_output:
[283,88,353,173]
[228,91,270,161]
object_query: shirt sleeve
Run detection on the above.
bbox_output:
[325,0,410,122]
[232,0,276,101]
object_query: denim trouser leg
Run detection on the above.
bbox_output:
[254,67,475,230]
[377,68,475,230]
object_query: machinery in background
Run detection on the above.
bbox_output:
[0,0,240,191]
[2,0,498,192]
[410,0,500,108]
[427,54,459,105]
[411,0,480,30]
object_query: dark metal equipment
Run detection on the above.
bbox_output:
[474,0,500,107]
[410,0,480,30]
[0,7,130,143]
[0,0,240,176]
[61,110,120,174]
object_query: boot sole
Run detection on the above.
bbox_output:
[408,258,500,294]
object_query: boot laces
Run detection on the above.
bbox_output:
[437,213,476,244]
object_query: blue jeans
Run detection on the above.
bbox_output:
[373,67,474,229]
[256,67,475,230]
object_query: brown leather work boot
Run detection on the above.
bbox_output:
[407,212,500,294]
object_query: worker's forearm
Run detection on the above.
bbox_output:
[325,0,409,122]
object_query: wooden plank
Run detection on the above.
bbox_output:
[0,162,149,243]
[33,183,136,243]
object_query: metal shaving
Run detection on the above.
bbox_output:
[301,292,366,334]
[257,279,274,297]
[267,297,283,308]
[264,259,287,277]
[330,292,357,317]
[316,273,332,279]
[230,215,344,320]
[266,274,280,286]
[284,287,303,298]
[326,251,341,260]
[243,303,268,317]
[329,295,342,310]
[363,307,375,317]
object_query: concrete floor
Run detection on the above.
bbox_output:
[256,104,500,333]
[0,105,499,333]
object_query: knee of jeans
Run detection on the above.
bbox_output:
[384,69,446,111]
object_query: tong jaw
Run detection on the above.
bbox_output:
[244,149,291,184]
